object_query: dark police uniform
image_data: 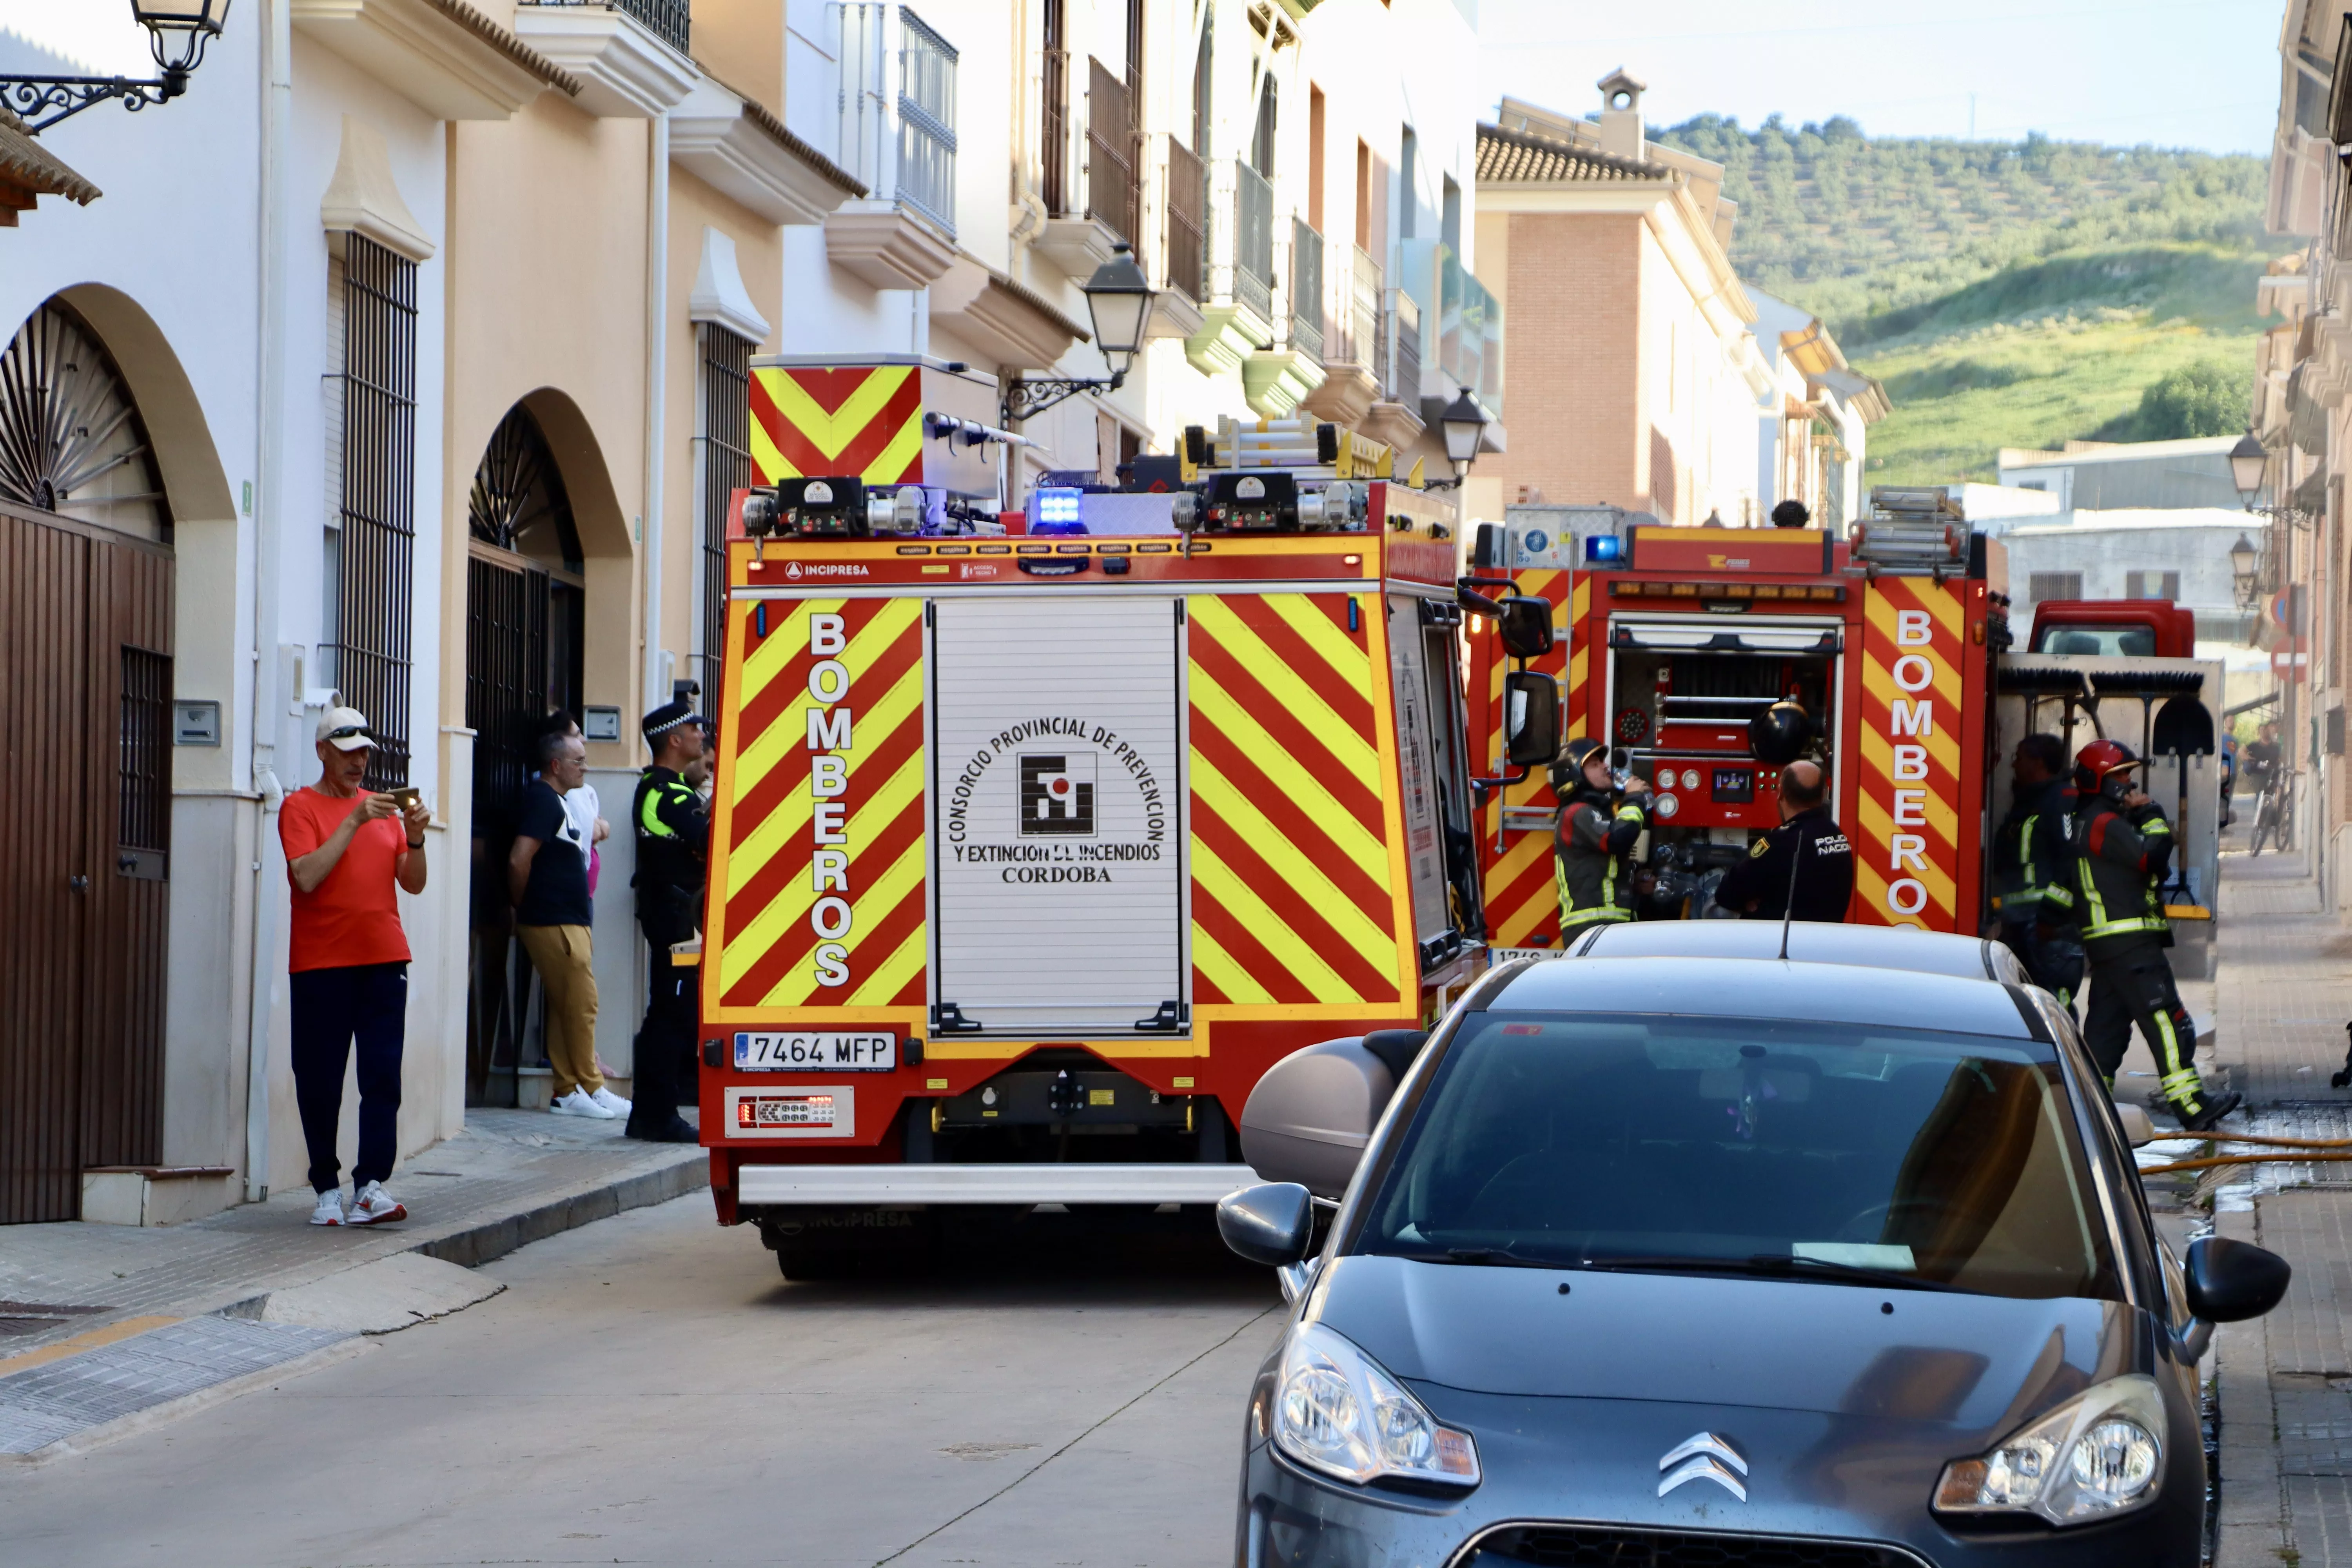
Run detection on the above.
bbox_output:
[628,755,708,1140]
[1714,804,1855,922]
[1554,781,1648,943]
[1994,775,2084,1009]
[2071,791,2225,1122]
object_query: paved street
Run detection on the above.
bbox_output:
[0,1197,1280,1568]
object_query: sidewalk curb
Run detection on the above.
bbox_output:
[409,1148,710,1270]
[0,1147,708,1459]
[0,1337,372,1469]
[2212,1206,2290,1566]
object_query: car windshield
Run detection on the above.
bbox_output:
[1354,1012,2121,1301]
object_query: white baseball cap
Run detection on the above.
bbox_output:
[316,706,375,751]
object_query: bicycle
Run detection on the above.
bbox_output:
[2251,777,2293,856]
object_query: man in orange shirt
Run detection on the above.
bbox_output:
[280,706,431,1226]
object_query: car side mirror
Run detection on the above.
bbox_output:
[1216,1181,1315,1269]
[1503,671,1559,767]
[2114,1103,2155,1147]
[2185,1236,2292,1325]
[1497,595,1555,660]
[1237,1036,1401,1200]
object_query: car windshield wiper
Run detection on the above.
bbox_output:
[1442,1245,1572,1269]
[1575,1253,1963,1293]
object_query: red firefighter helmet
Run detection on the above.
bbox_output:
[2073,738,2142,794]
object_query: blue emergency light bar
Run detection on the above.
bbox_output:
[1584,534,1624,564]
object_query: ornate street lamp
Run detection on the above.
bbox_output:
[1423,388,1491,490]
[1,0,232,133]
[2229,430,2267,510]
[1002,243,1160,425]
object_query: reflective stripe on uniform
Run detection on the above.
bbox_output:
[639,780,691,839]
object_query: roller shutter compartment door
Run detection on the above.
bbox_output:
[929,597,1187,1037]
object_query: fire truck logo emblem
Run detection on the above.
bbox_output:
[1019,754,1096,836]
[784,560,804,579]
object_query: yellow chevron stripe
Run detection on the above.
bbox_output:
[846,922,927,1008]
[747,404,797,483]
[766,831,927,1007]
[732,597,922,808]
[1852,790,1960,911]
[1189,595,1377,789]
[1189,667,1387,884]
[1190,752,1394,969]
[864,415,924,484]
[1192,839,1363,1001]
[1864,594,1964,710]
[753,366,915,463]
[1859,656,1964,766]
[734,599,821,710]
[719,750,926,992]
[728,659,924,891]
[1265,592,1374,694]
[1192,925,1274,1006]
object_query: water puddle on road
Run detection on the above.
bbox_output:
[2134,1102,2352,1212]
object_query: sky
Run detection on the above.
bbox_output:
[1477,0,2288,155]
[0,1,156,76]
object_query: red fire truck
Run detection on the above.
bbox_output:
[691,376,1549,1276]
[1467,488,2007,949]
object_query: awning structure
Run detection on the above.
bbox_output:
[0,108,100,226]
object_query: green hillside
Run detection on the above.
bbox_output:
[1650,116,2275,484]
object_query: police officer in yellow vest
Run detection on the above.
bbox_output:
[2071,738,2239,1131]
[627,700,709,1142]
[1553,739,1651,944]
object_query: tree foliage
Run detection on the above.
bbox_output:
[1650,116,2268,334]
[2100,359,2253,441]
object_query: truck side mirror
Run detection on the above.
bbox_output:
[1237,1037,1400,1200]
[1504,671,1559,767]
[1497,595,1555,660]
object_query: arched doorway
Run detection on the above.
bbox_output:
[465,401,586,1106]
[0,298,174,1222]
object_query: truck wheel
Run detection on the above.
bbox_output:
[775,1235,857,1281]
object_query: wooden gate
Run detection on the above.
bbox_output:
[0,500,173,1223]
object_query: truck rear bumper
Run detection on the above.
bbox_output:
[733,1162,1263,1206]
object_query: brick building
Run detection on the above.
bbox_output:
[1470,76,1773,527]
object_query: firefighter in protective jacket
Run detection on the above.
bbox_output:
[2070,739,2240,1131]
[1994,733,2085,1010]
[1553,739,1650,943]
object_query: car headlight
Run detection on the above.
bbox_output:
[1933,1373,2165,1526]
[1271,1321,1480,1488]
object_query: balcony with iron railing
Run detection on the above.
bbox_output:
[825,4,961,290]
[1302,241,1383,427]
[525,0,689,53]
[512,0,697,116]
[1231,161,1275,322]
[1037,57,1142,278]
[1285,218,1324,362]
[1398,239,1504,420]
[1163,136,1206,306]
[1180,157,1278,379]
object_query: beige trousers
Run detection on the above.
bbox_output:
[517,922,601,1097]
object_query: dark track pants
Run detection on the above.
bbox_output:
[2083,944,2210,1114]
[289,961,408,1194]
[626,944,694,1134]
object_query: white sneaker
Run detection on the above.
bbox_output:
[590,1086,632,1117]
[552,1087,617,1119]
[310,1189,345,1226]
[347,1180,407,1225]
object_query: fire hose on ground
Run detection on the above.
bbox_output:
[2138,1132,2352,1176]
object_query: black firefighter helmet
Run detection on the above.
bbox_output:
[1749,700,1814,767]
[1550,737,1609,799]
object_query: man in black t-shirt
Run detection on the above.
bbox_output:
[510,729,628,1121]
